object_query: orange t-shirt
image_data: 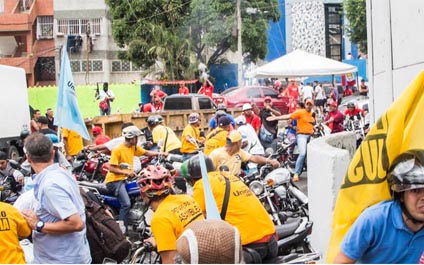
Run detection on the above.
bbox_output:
[290,109,315,135]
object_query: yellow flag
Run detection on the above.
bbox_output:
[326,71,424,263]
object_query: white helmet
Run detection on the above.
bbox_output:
[188,113,200,124]
[242,103,252,111]
[122,126,143,139]
[235,115,246,125]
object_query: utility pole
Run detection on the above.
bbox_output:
[236,0,243,86]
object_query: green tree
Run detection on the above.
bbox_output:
[105,0,280,79]
[343,0,367,54]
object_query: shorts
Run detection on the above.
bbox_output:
[314,99,325,107]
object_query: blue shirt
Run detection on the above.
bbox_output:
[341,200,424,264]
[209,113,236,129]
[33,163,91,264]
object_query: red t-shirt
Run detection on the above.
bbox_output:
[244,114,261,132]
[199,85,213,98]
[179,87,189,95]
[287,84,299,99]
[143,102,163,112]
[344,107,363,117]
[95,135,111,146]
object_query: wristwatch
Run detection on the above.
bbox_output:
[36,221,45,232]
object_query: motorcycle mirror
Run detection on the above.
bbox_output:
[119,163,131,170]
[8,160,20,170]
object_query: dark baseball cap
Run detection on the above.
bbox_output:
[218,116,231,127]
[37,116,48,124]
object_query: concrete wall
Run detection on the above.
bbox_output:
[307,131,356,262]
[367,0,424,123]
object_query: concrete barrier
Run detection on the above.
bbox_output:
[307,131,356,263]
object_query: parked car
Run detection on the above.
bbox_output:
[213,86,290,114]
[162,93,217,111]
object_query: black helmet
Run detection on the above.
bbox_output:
[180,154,215,180]
[147,115,163,126]
[387,150,424,192]
[20,128,30,140]
[347,102,355,108]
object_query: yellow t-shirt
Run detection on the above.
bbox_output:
[152,125,182,152]
[105,143,145,183]
[180,125,203,154]
[0,202,32,264]
[209,147,252,175]
[62,128,83,156]
[192,172,275,245]
[203,128,228,155]
[151,194,204,252]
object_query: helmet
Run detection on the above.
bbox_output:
[147,115,164,126]
[20,128,30,140]
[217,104,227,112]
[137,165,173,197]
[180,155,215,180]
[188,113,200,124]
[347,102,355,108]
[388,151,424,192]
[274,80,281,88]
[215,110,226,118]
[242,103,252,111]
[122,125,142,139]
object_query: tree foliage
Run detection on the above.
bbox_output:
[105,0,280,79]
[343,0,367,54]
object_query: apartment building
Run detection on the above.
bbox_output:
[0,0,55,86]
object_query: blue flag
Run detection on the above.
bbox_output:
[198,152,221,220]
[54,48,90,140]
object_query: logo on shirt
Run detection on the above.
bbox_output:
[0,211,11,231]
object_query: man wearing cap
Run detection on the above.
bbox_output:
[180,113,205,160]
[45,134,71,172]
[235,116,264,156]
[209,130,279,176]
[258,96,281,150]
[37,116,57,135]
[204,116,231,155]
[207,104,236,133]
[324,101,344,134]
[0,151,24,188]
[267,98,315,182]
[92,126,111,146]
[242,103,261,134]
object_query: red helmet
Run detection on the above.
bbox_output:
[137,165,173,197]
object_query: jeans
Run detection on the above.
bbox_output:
[106,180,130,226]
[295,134,311,175]
[99,107,111,116]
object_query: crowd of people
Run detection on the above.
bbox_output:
[3,77,424,264]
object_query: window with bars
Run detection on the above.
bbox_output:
[324,4,342,61]
[70,60,103,72]
[37,16,54,39]
[56,18,102,35]
[112,60,142,72]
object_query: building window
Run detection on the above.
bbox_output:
[112,60,142,72]
[70,61,81,72]
[71,60,103,73]
[324,4,342,61]
[57,18,102,36]
[37,16,53,39]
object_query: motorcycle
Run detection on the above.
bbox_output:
[78,155,182,235]
[244,164,309,225]
[73,149,110,182]
[243,216,319,263]
[344,114,367,147]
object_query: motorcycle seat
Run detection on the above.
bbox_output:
[275,218,301,239]
[78,181,113,196]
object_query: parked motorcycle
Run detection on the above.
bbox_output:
[344,114,368,147]
[73,149,110,182]
[244,165,309,226]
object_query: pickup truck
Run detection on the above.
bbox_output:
[162,93,217,111]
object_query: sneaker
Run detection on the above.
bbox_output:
[293,174,300,182]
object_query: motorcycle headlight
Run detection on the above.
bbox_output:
[249,180,264,195]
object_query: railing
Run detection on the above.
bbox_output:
[20,0,34,12]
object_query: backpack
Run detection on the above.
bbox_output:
[79,187,131,264]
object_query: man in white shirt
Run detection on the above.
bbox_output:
[235,116,265,156]
[301,82,314,102]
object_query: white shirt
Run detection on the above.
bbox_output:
[314,85,325,100]
[99,89,114,101]
[237,124,265,155]
[301,85,314,101]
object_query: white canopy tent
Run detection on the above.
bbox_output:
[253,49,357,78]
